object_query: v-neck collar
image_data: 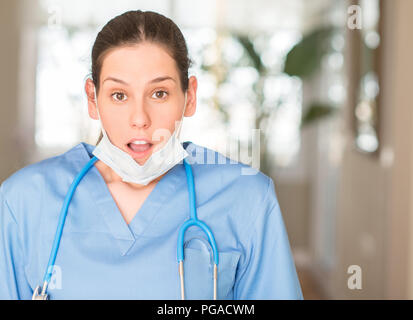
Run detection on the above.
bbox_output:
[70,141,190,256]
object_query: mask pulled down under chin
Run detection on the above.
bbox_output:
[91,90,189,186]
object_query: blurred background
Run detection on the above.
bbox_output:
[1,0,413,299]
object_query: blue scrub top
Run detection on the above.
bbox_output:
[0,141,303,300]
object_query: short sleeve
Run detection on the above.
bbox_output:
[233,179,303,299]
[0,184,32,299]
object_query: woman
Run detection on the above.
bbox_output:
[0,10,303,300]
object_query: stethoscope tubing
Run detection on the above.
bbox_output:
[178,159,219,265]
[35,151,219,300]
[43,156,98,284]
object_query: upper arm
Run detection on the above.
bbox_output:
[233,178,303,300]
[0,184,32,300]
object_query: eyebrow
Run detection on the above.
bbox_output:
[102,76,176,86]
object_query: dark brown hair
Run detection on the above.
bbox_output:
[90,10,193,145]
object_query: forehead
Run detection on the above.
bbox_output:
[100,42,180,86]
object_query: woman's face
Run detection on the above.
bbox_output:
[86,42,197,165]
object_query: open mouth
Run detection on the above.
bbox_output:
[126,142,154,157]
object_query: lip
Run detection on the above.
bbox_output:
[126,143,154,160]
[125,137,154,160]
[126,137,153,145]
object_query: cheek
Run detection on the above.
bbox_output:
[101,112,128,141]
[154,119,181,140]
[151,108,181,132]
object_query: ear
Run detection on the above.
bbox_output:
[85,78,99,120]
[184,75,197,117]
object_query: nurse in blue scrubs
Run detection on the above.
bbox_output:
[0,10,303,300]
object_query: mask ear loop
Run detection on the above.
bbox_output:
[93,86,103,133]
[93,85,99,119]
[94,85,112,144]
[175,91,188,141]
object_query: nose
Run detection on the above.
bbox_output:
[129,99,151,129]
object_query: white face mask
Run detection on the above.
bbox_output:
[91,87,189,186]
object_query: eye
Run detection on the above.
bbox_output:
[111,91,127,102]
[152,90,168,99]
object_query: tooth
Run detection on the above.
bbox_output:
[131,140,148,145]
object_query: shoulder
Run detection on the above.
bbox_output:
[0,142,90,216]
[185,141,277,213]
[184,142,280,246]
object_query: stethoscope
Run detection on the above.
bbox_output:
[32,152,219,300]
